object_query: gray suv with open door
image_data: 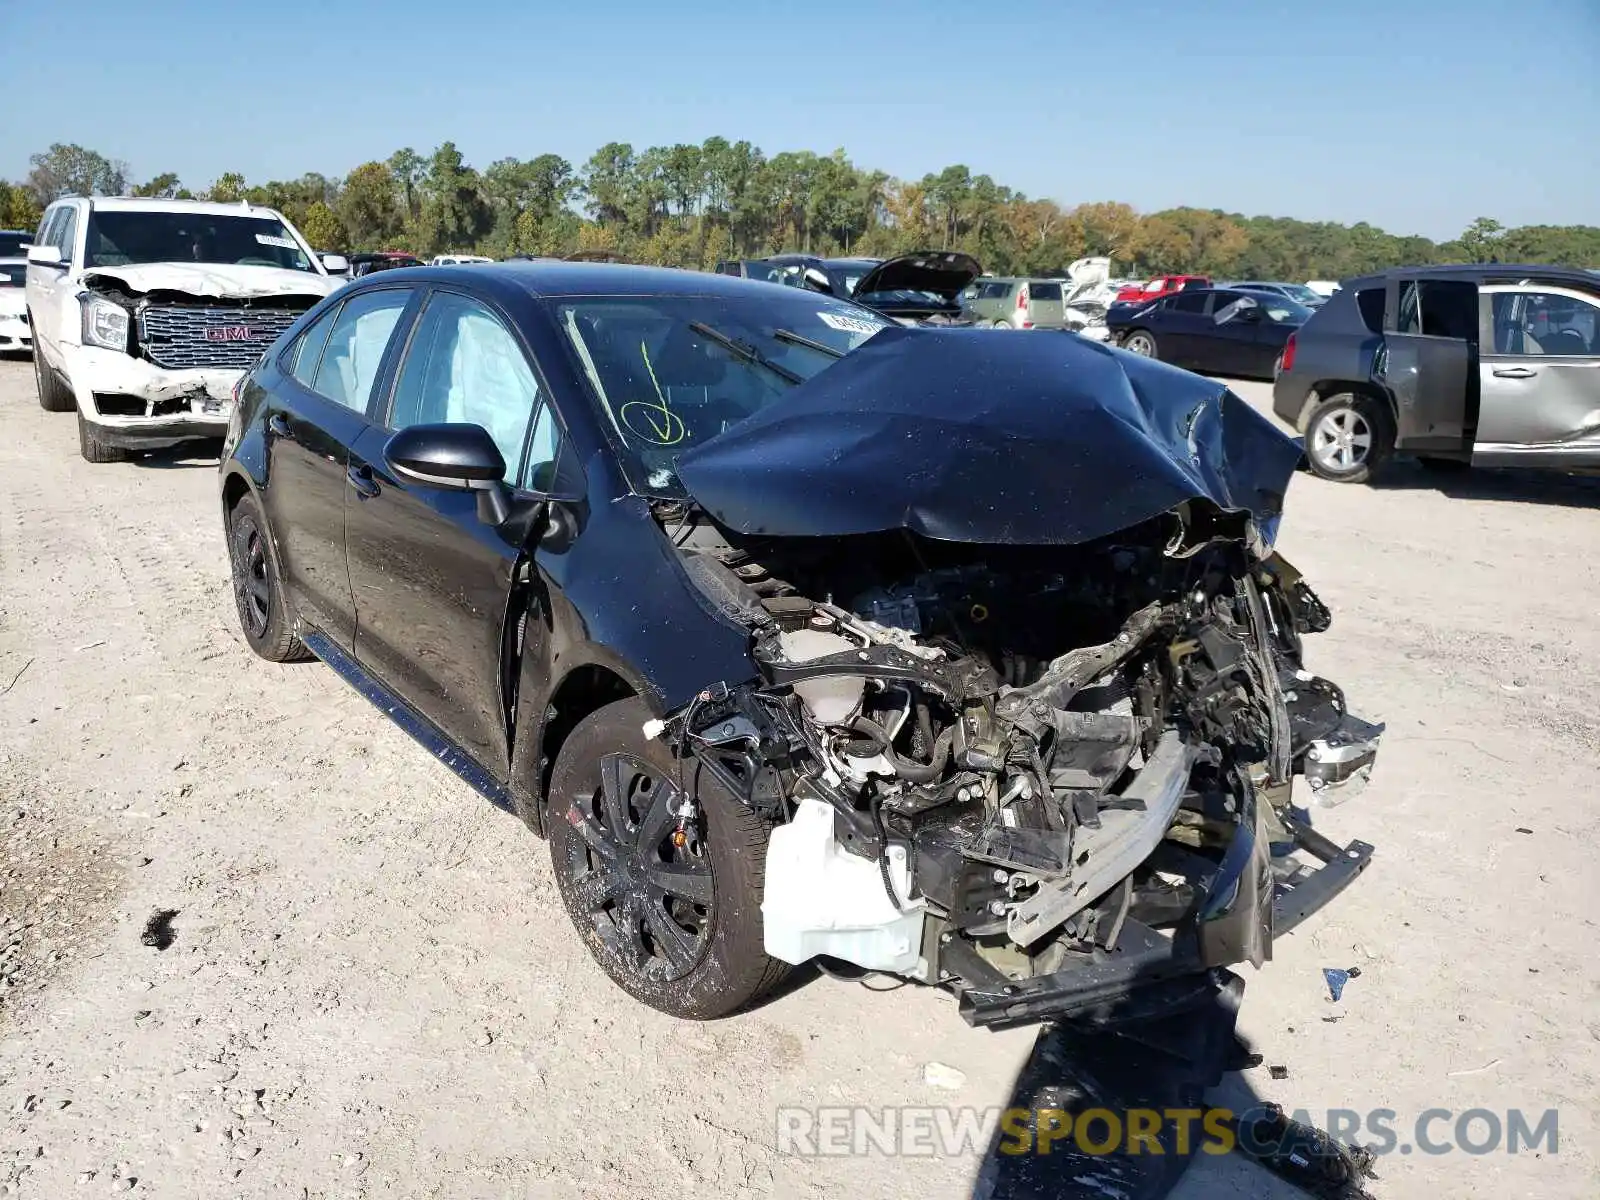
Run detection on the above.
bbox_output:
[1272,264,1600,482]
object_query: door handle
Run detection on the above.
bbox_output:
[346,464,380,499]
[1492,367,1537,379]
[267,414,291,437]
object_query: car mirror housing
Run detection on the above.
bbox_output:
[384,423,506,489]
[319,253,350,274]
[26,244,64,267]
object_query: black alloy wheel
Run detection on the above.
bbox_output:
[548,696,789,1018]
[227,494,310,662]
[558,752,713,985]
[234,513,271,641]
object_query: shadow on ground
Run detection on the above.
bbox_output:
[1370,459,1600,508]
[131,438,225,471]
[967,946,1375,1198]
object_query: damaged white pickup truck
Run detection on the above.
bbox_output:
[24,197,347,462]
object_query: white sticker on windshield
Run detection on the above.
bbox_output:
[255,233,297,249]
[818,311,886,336]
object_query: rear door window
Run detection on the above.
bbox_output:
[1169,291,1209,314]
[310,288,412,413]
[287,304,342,387]
[1398,280,1478,340]
[1028,282,1062,302]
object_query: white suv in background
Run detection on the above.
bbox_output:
[25,197,347,462]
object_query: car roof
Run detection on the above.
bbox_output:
[1342,263,1600,290]
[51,196,291,220]
[346,260,826,300]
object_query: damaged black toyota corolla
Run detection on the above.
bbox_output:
[219,263,1383,1026]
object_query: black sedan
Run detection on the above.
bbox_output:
[1108,287,1312,379]
[219,264,1380,1026]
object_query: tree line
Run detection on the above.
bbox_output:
[5,140,1597,280]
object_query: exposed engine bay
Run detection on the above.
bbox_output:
[653,500,1382,1027]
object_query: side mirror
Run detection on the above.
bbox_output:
[26,244,64,267]
[801,267,834,295]
[320,253,349,274]
[385,422,510,521]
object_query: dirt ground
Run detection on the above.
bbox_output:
[0,356,1595,1199]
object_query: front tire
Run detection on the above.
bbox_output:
[227,493,310,662]
[77,413,129,463]
[548,697,789,1019]
[1305,392,1394,483]
[1123,329,1158,358]
[34,345,75,412]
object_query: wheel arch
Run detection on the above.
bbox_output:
[519,659,651,836]
[1295,379,1394,433]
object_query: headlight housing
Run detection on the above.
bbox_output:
[80,295,131,352]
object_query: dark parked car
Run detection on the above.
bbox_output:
[1273,264,1600,482]
[1225,281,1327,308]
[218,263,1380,1026]
[348,252,425,277]
[719,251,981,325]
[1109,287,1311,379]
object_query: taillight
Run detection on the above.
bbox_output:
[1280,332,1297,373]
[1016,286,1029,311]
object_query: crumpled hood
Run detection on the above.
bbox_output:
[674,326,1302,546]
[80,261,340,300]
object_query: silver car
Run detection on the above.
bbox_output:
[1272,264,1600,482]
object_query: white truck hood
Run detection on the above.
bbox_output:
[80,261,341,300]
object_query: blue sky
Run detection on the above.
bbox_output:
[6,0,1595,240]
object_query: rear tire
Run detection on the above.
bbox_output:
[1304,392,1394,483]
[226,492,311,662]
[548,696,789,1019]
[77,413,129,463]
[1123,329,1158,358]
[34,345,75,412]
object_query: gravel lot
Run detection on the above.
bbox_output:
[0,356,1595,1199]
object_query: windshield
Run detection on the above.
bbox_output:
[84,211,316,272]
[1278,284,1322,304]
[0,233,26,258]
[555,290,892,497]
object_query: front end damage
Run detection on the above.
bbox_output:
[639,329,1382,1028]
[64,268,328,447]
[655,514,1380,1027]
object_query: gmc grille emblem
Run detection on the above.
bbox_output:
[205,326,257,342]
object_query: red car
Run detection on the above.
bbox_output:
[1115,274,1212,306]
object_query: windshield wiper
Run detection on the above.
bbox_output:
[689,321,803,385]
[772,328,844,358]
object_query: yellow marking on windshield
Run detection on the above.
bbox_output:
[619,338,686,446]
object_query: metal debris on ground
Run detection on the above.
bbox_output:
[1218,1104,1379,1200]
[1269,1064,1290,1080]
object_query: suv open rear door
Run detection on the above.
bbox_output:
[1376,276,1478,454]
